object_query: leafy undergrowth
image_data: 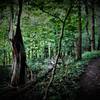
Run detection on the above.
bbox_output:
[0,51,100,100]
[82,50,100,60]
[34,51,100,100]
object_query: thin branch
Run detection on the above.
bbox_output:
[41,9,63,23]
[43,3,74,100]
[32,2,63,23]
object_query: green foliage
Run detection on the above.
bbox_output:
[82,51,100,60]
[27,57,47,71]
[66,61,86,78]
[64,51,100,80]
[0,2,100,100]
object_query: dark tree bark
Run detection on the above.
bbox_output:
[84,0,91,51]
[76,0,82,60]
[91,1,95,51]
[9,0,27,86]
[97,33,100,50]
[44,46,49,58]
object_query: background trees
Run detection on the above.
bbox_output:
[0,0,100,100]
[0,0,99,82]
[1,0,99,65]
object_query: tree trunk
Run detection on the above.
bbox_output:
[76,0,82,60]
[44,46,49,58]
[84,0,91,51]
[97,35,100,50]
[9,0,26,86]
[91,1,95,51]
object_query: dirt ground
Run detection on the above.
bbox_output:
[77,57,100,100]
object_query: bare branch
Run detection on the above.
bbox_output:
[32,2,63,23]
[43,2,75,100]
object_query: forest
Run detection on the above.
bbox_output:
[0,0,100,100]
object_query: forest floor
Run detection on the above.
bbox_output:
[1,57,100,100]
[77,57,100,100]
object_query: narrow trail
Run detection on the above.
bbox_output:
[78,57,100,100]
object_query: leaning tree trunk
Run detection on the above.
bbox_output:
[76,0,82,60]
[9,0,26,86]
[91,1,95,51]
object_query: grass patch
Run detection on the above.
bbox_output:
[82,50,100,60]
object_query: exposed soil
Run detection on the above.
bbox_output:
[78,57,100,100]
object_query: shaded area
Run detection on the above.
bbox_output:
[1,58,100,100]
[77,57,100,100]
